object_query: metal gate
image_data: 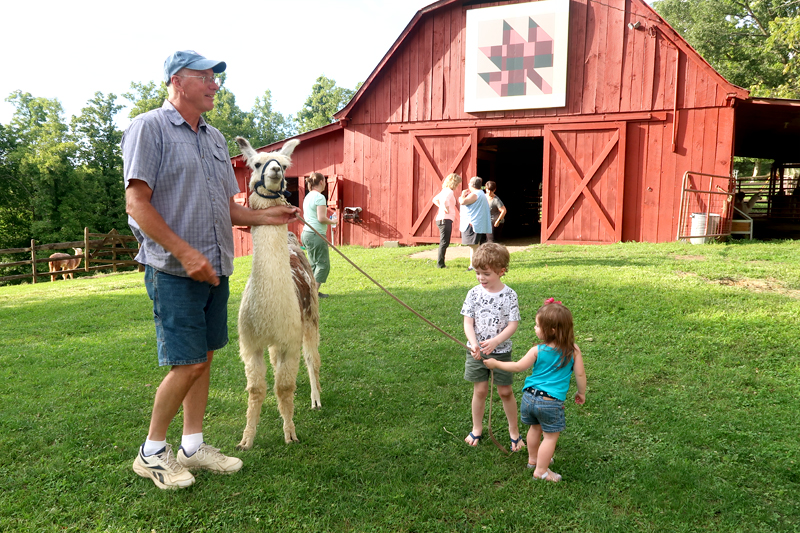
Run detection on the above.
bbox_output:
[677,171,735,243]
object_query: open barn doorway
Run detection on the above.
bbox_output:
[477,137,544,241]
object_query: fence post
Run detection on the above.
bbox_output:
[30,239,37,284]
[84,227,90,272]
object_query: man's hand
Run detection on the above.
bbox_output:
[176,247,219,286]
[257,205,300,225]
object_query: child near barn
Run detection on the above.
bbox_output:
[484,299,587,482]
[461,243,524,452]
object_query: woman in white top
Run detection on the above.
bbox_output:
[301,172,338,298]
[431,173,460,268]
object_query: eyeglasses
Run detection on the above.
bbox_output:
[177,74,222,85]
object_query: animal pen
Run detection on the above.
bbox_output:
[0,229,140,284]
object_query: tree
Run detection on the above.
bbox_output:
[4,91,86,243]
[204,84,258,155]
[0,122,30,249]
[296,75,356,133]
[653,0,800,97]
[762,15,800,98]
[123,81,168,119]
[250,90,297,148]
[70,92,126,233]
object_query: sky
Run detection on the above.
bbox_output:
[0,0,426,129]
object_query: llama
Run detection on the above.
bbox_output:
[234,136,322,449]
[48,248,83,281]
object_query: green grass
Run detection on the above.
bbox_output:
[1,240,799,532]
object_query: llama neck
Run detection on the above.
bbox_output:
[248,193,287,211]
[250,224,291,286]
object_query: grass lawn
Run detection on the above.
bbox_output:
[1,240,798,532]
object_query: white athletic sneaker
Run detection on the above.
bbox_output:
[177,443,243,474]
[132,444,195,490]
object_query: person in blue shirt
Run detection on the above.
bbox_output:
[484,298,587,482]
[458,176,492,271]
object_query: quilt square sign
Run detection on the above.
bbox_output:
[464,0,570,113]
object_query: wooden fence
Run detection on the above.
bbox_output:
[0,228,141,284]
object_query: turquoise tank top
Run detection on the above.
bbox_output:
[522,344,574,401]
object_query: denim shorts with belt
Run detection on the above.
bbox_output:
[520,387,566,433]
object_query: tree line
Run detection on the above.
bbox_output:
[0,75,357,255]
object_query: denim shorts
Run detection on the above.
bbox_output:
[520,389,566,433]
[144,265,229,366]
[464,351,513,386]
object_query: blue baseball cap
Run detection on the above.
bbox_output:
[163,50,226,84]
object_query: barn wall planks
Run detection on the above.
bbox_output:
[231,0,744,251]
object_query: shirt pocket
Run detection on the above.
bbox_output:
[209,141,237,195]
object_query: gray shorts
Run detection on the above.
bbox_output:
[464,351,513,386]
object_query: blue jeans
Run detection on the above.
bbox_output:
[144,265,229,366]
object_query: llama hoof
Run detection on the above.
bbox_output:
[311,399,322,410]
[235,441,253,451]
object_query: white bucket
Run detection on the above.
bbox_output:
[690,213,720,244]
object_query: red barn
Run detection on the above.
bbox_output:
[231,0,800,253]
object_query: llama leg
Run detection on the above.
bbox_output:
[49,263,57,282]
[270,345,301,443]
[302,326,322,410]
[236,345,267,451]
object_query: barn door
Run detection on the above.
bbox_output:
[327,174,342,246]
[542,122,626,243]
[408,129,477,243]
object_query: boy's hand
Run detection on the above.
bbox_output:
[479,338,500,356]
[574,392,586,405]
[470,346,482,361]
[483,357,497,369]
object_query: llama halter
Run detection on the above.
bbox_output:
[253,159,292,200]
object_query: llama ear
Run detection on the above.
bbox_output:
[235,136,257,163]
[281,139,300,157]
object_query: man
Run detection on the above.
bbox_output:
[123,50,298,490]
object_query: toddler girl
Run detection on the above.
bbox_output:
[484,298,586,481]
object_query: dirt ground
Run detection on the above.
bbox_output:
[408,237,538,260]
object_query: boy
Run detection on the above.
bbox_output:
[460,243,523,451]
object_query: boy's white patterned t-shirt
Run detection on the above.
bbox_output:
[460,284,520,353]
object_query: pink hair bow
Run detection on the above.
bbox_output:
[544,298,562,305]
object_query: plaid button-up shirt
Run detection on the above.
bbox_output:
[122,100,240,277]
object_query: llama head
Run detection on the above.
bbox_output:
[235,136,300,201]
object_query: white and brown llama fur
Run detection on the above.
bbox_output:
[234,136,322,449]
[48,248,83,281]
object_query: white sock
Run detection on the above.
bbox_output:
[143,439,167,456]
[181,432,204,456]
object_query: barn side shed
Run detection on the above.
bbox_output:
[232,0,800,251]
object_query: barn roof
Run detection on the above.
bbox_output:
[335,0,749,120]
[230,120,343,165]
